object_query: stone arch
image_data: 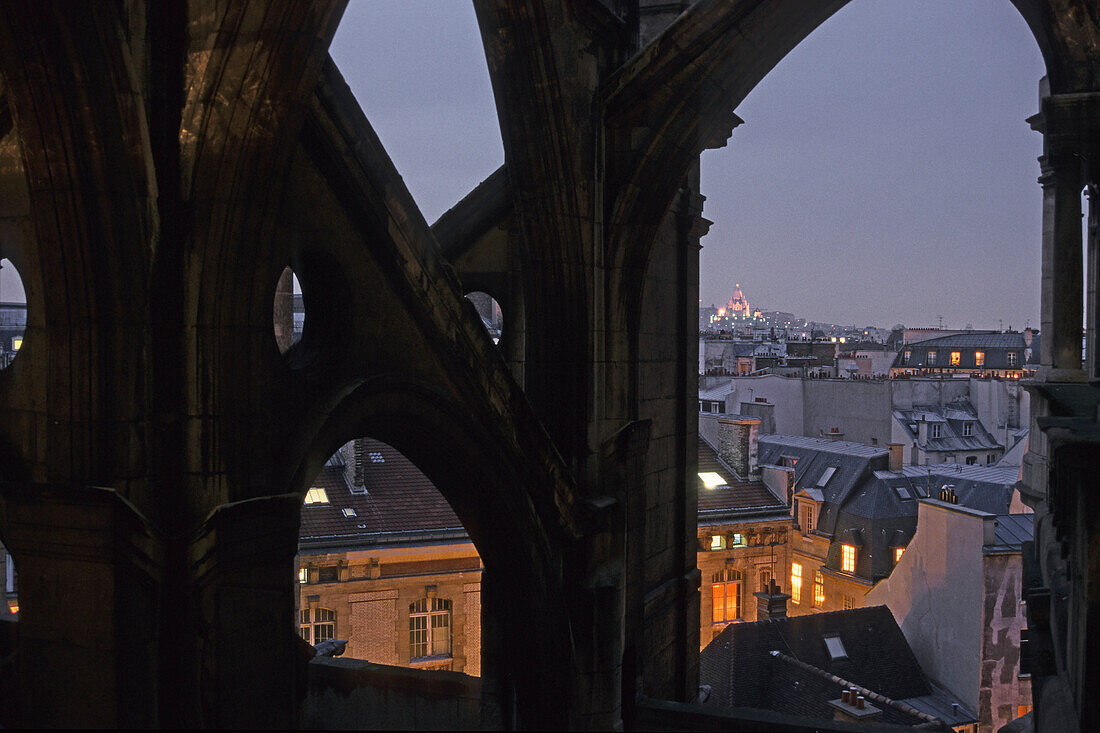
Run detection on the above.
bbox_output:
[291,373,575,728]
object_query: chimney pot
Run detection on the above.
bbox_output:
[856,695,865,710]
[842,690,851,704]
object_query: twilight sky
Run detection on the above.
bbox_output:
[330,0,1047,331]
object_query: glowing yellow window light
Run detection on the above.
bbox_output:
[841,544,856,573]
[11,337,21,351]
[790,562,802,604]
[699,472,725,489]
[304,488,329,504]
[894,547,905,563]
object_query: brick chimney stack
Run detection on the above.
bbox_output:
[717,414,761,479]
[887,443,903,471]
[340,438,368,489]
[754,579,790,620]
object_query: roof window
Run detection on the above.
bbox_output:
[823,634,848,661]
[341,507,357,518]
[895,485,912,500]
[304,488,329,505]
[699,472,726,489]
[816,466,837,487]
[368,451,385,463]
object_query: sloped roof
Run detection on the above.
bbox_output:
[986,514,1034,553]
[698,437,788,520]
[299,439,466,551]
[892,402,1002,453]
[898,464,1018,514]
[891,331,1039,370]
[698,382,734,401]
[701,606,938,724]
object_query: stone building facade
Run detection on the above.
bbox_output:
[297,439,483,675]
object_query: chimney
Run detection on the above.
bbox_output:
[828,692,883,723]
[1024,328,1034,348]
[821,426,844,441]
[887,443,903,471]
[917,417,929,446]
[717,415,761,479]
[754,579,790,620]
[341,438,368,489]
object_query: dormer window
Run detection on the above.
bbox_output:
[930,424,943,439]
[800,501,815,532]
[963,422,974,437]
[1006,352,1018,367]
[902,350,911,365]
[927,350,937,365]
[950,351,961,366]
[975,351,985,367]
[841,544,856,573]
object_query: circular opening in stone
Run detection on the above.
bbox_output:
[273,266,303,356]
[464,292,502,345]
[0,259,27,370]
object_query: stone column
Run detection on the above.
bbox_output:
[1030,91,1100,381]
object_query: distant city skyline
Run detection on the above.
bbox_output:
[331,1,1045,331]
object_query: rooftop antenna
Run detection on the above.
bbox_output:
[937,314,944,329]
[1000,319,1003,332]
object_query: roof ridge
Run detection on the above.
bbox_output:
[767,650,946,729]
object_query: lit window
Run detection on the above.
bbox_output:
[711,569,742,623]
[11,337,21,351]
[930,424,943,439]
[950,351,961,366]
[298,567,307,584]
[816,466,837,487]
[975,351,985,367]
[410,597,452,658]
[790,563,802,604]
[813,571,825,607]
[963,422,974,436]
[927,350,937,365]
[304,488,329,504]
[710,535,726,551]
[902,350,911,365]
[894,547,905,563]
[299,607,335,645]
[341,507,356,517]
[841,544,856,573]
[801,502,814,532]
[823,634,847,660]
[1007,352,1018,367]
[730,533,745,547]
[699,472,726,489]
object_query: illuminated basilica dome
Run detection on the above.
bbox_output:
[726,284,749,318]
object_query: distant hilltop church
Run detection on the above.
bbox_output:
[721,284,750,318]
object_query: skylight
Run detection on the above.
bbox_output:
[823,634,847,661]
[369,451,385,463]
[304,488,329,505]
[816,466,837,487]
[342,507,357,518]
[699,472,726,489]
[895,485,912,500]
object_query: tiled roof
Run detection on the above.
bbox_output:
[701,606,938,724]
[891,331,1039,370]
[299,439,466,551]
[892,402,1002,452]
[697,438,787,518]
[698,382,734,401]
[986,514,1034,553]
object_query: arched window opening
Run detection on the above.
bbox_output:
[272,266,303,356]
[297,438,481,676]
[464,291,502,345]
[0,259,27,370]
